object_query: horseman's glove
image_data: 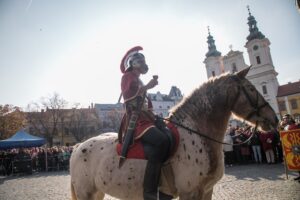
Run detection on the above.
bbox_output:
[155,115,166,130]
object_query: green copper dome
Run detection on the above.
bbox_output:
[205,27,221,58]
[246,6,265,42]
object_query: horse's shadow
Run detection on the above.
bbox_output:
[223,163,286,182]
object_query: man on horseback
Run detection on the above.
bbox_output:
[119,46,173,200]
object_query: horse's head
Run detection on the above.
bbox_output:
[229,67,278,131]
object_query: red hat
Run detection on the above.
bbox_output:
[120,46,143,73]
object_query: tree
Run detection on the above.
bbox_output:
[107,109,123,132]
[26,93,68,146]
[0,104,26,139]
[67,105,101,142]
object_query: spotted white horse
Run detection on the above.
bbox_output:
[70,67,278,200]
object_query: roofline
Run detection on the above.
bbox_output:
[277,92,300,97]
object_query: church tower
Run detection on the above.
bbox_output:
[244,6,280,116]
[223,46,248,74]
[203,27,223,79]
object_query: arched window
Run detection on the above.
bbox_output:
[232,63,237,73]
[212,71,215,77]
[256,56,261,64]
[262,85,267,94]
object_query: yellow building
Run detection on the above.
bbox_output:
[277,80,300,122]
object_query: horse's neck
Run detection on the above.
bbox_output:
[171,86,232,143]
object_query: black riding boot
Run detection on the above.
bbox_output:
[159,191,173,200]
[143,162,162,200]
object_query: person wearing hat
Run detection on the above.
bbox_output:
[282,114,298,130]
[119,46,172,200]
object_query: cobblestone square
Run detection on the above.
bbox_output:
[0,163,299,200]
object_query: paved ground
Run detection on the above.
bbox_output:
[0,163,299,200]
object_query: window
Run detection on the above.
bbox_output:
[290,99,298,109]
[212,71,215,77]
[278,101,286,111]
[262,85,268,94]
[256,56,261,64]
[294,113,300,123]
[232,63,237,73]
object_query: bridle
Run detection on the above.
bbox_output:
[230,75,270,122]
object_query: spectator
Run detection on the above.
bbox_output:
[229,125,235,137]
[272,129,283,163]
[259,131,275,164]
[232,128,243,164]
[223,128,234,167]
[250,130,262,164]
[239,127,251,164]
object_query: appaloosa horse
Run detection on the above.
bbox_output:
[70,67,278,200]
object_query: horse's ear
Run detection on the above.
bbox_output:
[237,66,252,78]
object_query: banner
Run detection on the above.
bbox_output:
[280,129,300,171]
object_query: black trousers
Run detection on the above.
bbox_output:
[141,127,170,163]
[224,151,234,165]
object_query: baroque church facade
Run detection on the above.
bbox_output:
[203,7,280,118]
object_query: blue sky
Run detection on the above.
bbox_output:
[0,0,299,109]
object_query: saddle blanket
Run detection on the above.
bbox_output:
[116,122,180,159]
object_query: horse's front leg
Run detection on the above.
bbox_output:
[178,189,203,200]
[202,189,213,200]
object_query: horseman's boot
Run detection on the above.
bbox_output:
[143,162,162,200]
[159,191,173,200]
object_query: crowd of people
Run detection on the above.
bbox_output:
[0,146,73,176]
[223,126,282,166]
[223,114,300,182]
[1,114,299,184]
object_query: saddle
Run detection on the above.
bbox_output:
[116,119,180,160]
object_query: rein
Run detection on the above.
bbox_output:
[159,116,258,146]
[157,75,269,146]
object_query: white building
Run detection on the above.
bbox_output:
[94,86,183,130]
[203,7,280,118]
[148,86,183,117]
[94,103,124,132]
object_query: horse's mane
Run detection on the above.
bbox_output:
[169,73,232,119]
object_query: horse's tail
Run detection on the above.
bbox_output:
[71,182,77,200]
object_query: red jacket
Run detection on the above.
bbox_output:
[120,71,154,140]
[259,132,274,151]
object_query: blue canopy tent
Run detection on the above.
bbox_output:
[0,130,46,150]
